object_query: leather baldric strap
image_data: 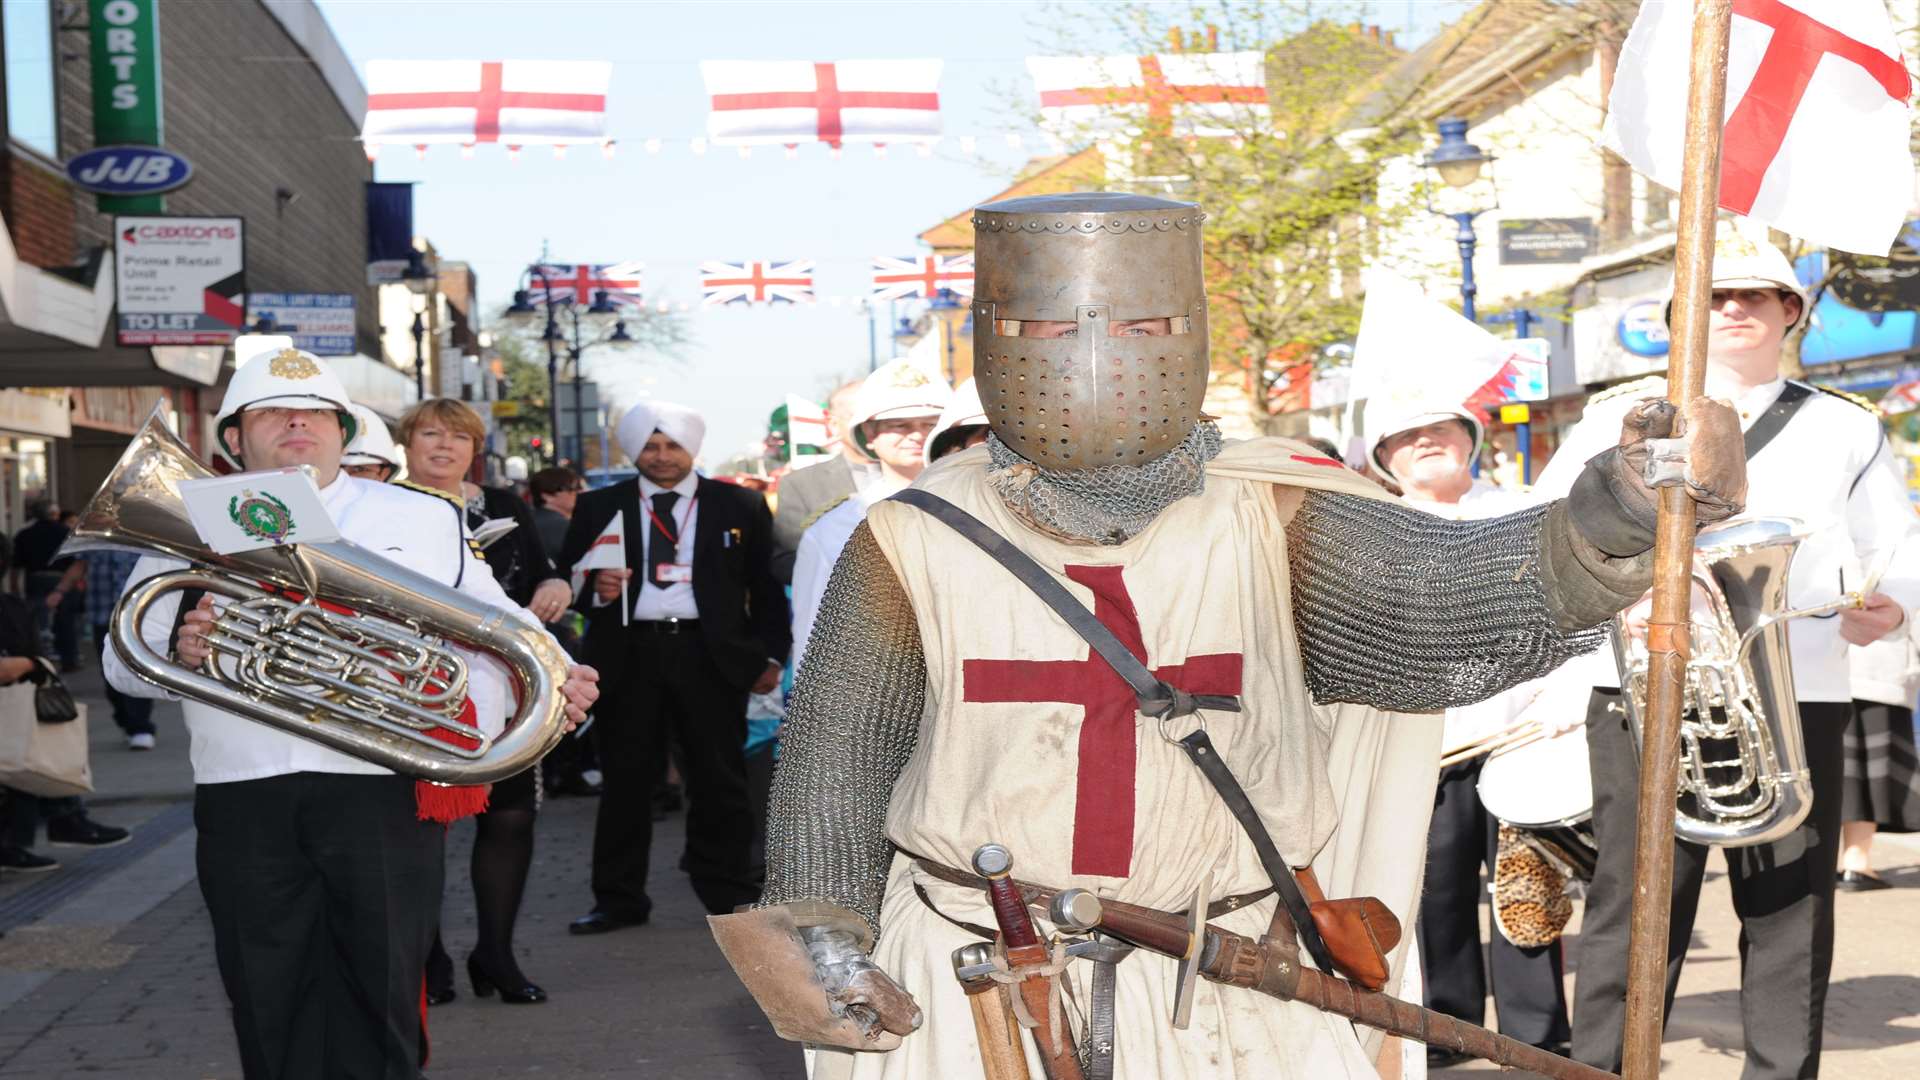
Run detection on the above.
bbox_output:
[889,488,1341,982]
[1076,936,1134,1080]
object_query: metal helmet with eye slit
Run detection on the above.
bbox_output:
[971,191,1209,471]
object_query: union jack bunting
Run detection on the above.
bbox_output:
[870,253,975,301]
[700,260,816,306]
[527,262,644,306]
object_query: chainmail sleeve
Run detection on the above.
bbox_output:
[759,521,927,941]
[1286,491,1620,712]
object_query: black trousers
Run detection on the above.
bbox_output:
[590,629,759,919]
[196,774,444,1080]
[1571,689,1846,1079]
[93,622,156,736]
[1420,758,1571,1045]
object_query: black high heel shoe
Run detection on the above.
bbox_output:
[467,951,548,1004]
[425,948,456,1006]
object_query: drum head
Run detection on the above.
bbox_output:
[1478,723,1593,828]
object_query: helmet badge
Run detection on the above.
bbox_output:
[268,349,321,380]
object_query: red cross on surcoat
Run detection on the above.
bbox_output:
[365,62,608,144]
[1721,0,1912,213]
[962,564,1242,878]
[872,258,973,298]
[708,62,941,148]
[705,262,811,302]
[1039,56,1267,123]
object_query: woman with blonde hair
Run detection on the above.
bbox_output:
[399,398,569,1006]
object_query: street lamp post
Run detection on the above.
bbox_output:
[1421,117,1498,323]
[408,293,429,401]
[509,277,633,465]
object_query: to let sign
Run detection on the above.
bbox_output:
[114,216,247,346]
[1497,218,1596,265]
[89,0,165,213]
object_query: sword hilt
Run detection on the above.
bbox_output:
[972,843,1043,955]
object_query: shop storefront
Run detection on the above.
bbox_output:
[0,388,67,534]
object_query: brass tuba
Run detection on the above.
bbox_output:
[62,407,572,786]
[1611,517,1870,847]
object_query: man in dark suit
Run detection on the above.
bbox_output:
[771,379,876,583]
[559,401,790,931]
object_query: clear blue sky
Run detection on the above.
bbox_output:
[314,0,1473,464]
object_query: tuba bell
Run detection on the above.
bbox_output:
[61,407,573,786]
[1611,517,1870,847]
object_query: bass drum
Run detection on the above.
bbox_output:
[1478,683,1598,883]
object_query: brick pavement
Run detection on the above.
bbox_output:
[1,667,1917,1076]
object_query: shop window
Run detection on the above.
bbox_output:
[3,0,58,158]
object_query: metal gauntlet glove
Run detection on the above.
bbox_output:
[1569,397,1747,557]
[800,925,924,1039]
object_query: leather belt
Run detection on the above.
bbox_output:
[910,857,1273,930]
[632,618,699,634]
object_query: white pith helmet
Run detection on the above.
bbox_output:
[342,403,401,475]
[215,335,357,466]
[850,359,951,454]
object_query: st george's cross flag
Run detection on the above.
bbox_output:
[362,60,612,145]
[527,263,644,307]
[1604,0,1913,255]
[1027,52,1268,137]
[700,260,817,306]
[701,60,942,147]
[570,512,628,624]
[870,253,975,301]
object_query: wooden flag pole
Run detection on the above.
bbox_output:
[1622,3,1734,1078]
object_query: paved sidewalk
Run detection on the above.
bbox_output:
[0,666,1916,1075]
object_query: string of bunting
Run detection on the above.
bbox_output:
[359,54,1271,159]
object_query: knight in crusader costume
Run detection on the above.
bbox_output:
[712,193,1748,1079]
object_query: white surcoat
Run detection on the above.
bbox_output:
[820,440,1442,1080]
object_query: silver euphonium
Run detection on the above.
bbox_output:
[1611,517,1871,847]
[61,407,572,786]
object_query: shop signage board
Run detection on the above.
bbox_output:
[113,217,247,346]
[88,0,165,213]
[65,145,193,197]
[246,293,356,355]
[1497,218,1595,264]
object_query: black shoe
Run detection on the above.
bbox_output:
[468,951,547,1004]
[1427,1046,1474,1069]
[568,910,646,935]
[1838,869,1894,891]
[0,847,58,873]
[425,949,456,1006]
[45,816,131,848]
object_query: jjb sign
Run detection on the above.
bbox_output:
[88,0,165,212]
[65,145,193,197]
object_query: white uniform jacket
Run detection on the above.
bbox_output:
[1533,376,1920,701]
[103,474,544,785]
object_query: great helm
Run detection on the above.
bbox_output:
[215,336,358,466]
[972,191,1208,471]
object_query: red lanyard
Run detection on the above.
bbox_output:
[643,490,697,547]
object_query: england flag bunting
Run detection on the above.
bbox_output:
[701,260,817,306]
[701,60,942,146]
[1604,0,1913,255]
[1027,52,1268,137]
[527,263,645,307]
[362,60,612,145]
[870,253,975,301]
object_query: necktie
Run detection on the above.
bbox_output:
[647,491,681,589]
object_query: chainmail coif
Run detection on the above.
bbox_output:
[986,421,1224,545]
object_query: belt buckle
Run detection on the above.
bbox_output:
[661,618,685,634]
